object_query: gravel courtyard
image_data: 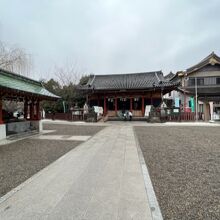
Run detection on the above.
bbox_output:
[0,123,105,198]
[134,126,220,220]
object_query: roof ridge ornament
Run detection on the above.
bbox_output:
[209,57,217,65]
[155,72,161,83]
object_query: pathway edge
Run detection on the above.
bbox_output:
[133,126,163,220]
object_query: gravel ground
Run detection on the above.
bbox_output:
[43,123,105,136]
[134,126,220,220]
[0,123,105,197]
[0,139,81,197]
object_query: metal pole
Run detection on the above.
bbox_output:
[63,101,66,113]
[184,77,186,112]
[195,77,198,121]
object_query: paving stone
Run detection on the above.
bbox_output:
[0,125,152,220]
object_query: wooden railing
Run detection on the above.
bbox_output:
[180,112,195,121]
[152,107,203,122]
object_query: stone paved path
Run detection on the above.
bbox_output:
[0,125,152,220]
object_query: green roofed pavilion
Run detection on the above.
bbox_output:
[0,68,59,100]
[0,68,59,140]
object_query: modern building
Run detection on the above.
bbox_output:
[0,68,59,141]
[167,52,220,121]
[82,71,178,117]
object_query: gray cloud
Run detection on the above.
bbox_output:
[0,0,220,79]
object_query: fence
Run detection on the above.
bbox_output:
[152,107,203,122]
[45,111,83,121]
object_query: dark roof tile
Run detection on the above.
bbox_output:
[85,71,178,90]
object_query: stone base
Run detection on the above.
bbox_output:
[0,124,6,141]
[148,116,161,123]
[6,120,42,136]
[30,120,42,132]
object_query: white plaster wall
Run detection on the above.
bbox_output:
[164,90,191,107]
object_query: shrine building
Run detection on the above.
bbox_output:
[82,71,179,117]
[0,68,59,141]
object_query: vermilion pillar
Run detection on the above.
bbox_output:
[115,97,117,115]
[24,99,28,119]
[151,92,153,105]
[0,97,3,124]
[104,96,107,115]
[130,97,133,112]
[36,100,41,120]
[142,96,145,116]
[30,100,34,120]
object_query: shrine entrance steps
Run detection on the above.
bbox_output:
[107,116,147,122]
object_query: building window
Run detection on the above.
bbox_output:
[188,77,204,86]
[204,77,216,85]
[216,78,220,85]
[188,78,195,86]
[199,104,204,113]
[197,78,204,86]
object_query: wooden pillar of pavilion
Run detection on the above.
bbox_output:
[142,96,145,116]
[104,96,107,115]
[0,97,3,124]
[24,99,28,119]
[36,100,41,120]
[30,100,34,120]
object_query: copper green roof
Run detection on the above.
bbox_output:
[0,68,59,99]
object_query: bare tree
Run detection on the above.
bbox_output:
[0,41,33,76]
[53,61,84,86]
[0,41,33,113]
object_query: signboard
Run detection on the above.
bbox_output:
[190,97,195,112]
[175,98,180,108]
[144,105,152,117]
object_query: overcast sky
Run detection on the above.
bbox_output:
[1,0,220,80]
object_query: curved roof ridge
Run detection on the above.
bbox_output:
[155,72,161,82]
[93,70,162,77]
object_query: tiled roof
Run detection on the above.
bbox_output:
[186,52,220,74]
[85,71,178,91]
[0,68,60,99]
[164,72,175,81]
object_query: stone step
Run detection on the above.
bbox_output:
[107,116,147,121]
